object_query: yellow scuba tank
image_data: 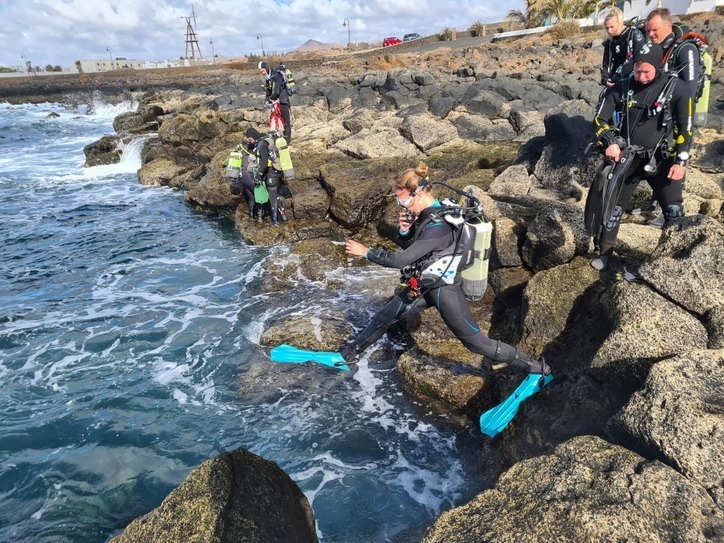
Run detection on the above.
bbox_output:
[226,148,242,179]
[694,50,712,127]
[461,217,493,300]
[275,135,294,178]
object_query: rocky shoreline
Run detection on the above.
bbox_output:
[13,14,724,542]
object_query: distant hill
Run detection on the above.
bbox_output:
[294,39,344,52]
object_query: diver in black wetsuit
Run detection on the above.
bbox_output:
[245,127,287,226]
[600,7,648,88]
[259,61,292,143]
[590,42,694,270]
[341,162,550,375]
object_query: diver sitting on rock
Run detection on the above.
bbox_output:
[341,162,550,375]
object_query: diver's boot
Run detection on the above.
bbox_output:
[256,207,264,223]
[509,350,551,375]
[278,205,288,222]
[271,208,279,226]
[248,204,255,219]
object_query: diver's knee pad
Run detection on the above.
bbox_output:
[663,204,684,221]
[604,205,624,232]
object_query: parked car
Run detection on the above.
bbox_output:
[403,33,421,41]
[382,36,402,47]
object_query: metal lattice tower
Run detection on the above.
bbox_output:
[182,5,203,59]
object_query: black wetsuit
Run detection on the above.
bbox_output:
[601,25,647,85]
[265,70,292,142]
[342,204,533,369]
[255,135,286,224]
[662,24,701,100]
[592,73,693,254]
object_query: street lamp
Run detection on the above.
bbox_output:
[106,46,114,70]
[256,33,265,57]
[209,39,215,64]
[342,18,350,48]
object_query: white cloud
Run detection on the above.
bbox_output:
[0,0,521,68]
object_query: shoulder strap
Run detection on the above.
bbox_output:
[664,32,707,65]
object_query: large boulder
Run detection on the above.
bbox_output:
[521,203,590,272]
[111,448,317,543]
[396,349,497,418]
[638,216,724,317]
[185,151,239,209]
[532,99,598,198]
[399,114,458,152]
[158,110,221,147]
[422,435,724,543]
[488,164,532,198]
[607,349,724,507]
[591,281,709,385]
[333,127,420,159]
[320,157,400,231]
[83,135,122,167]
[520,256,608,371]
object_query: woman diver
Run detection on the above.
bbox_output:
[341,162,550,375]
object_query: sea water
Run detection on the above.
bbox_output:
[0,100,493,542]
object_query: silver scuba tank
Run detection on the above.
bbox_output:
[461,216,493,300]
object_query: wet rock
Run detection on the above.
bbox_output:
[138,157,195,187]
[83,135,122,167]
[110,448,317,543]
[422,435,723,543]
[185,151,239,209]
[260,308,353,351]
[396,349,497,418]
[607,349,724,507]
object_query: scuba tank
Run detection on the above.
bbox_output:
[274,135,295,178]
[461,216,493,301]
[694,49,712,127]
[226,147,242,179]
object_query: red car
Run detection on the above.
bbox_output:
[383,37,402,47]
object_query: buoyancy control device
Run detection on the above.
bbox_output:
[419,184,492,300]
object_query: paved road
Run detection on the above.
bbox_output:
[397,35,495,54]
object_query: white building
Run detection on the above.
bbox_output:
[622,0,720,19]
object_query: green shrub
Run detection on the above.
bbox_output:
[439,27,454,41]
[547,20,580,40]
[469,21,487,37]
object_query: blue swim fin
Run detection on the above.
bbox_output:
[269,344,349,371]
[479,373,553,437]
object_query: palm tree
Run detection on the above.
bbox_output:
[507,0,547,28]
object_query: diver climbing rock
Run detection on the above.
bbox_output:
[589,41,693,270]
[341,162,550,376]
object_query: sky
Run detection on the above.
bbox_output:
[0,0,524,68]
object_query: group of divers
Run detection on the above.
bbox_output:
[230,8,709,434]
